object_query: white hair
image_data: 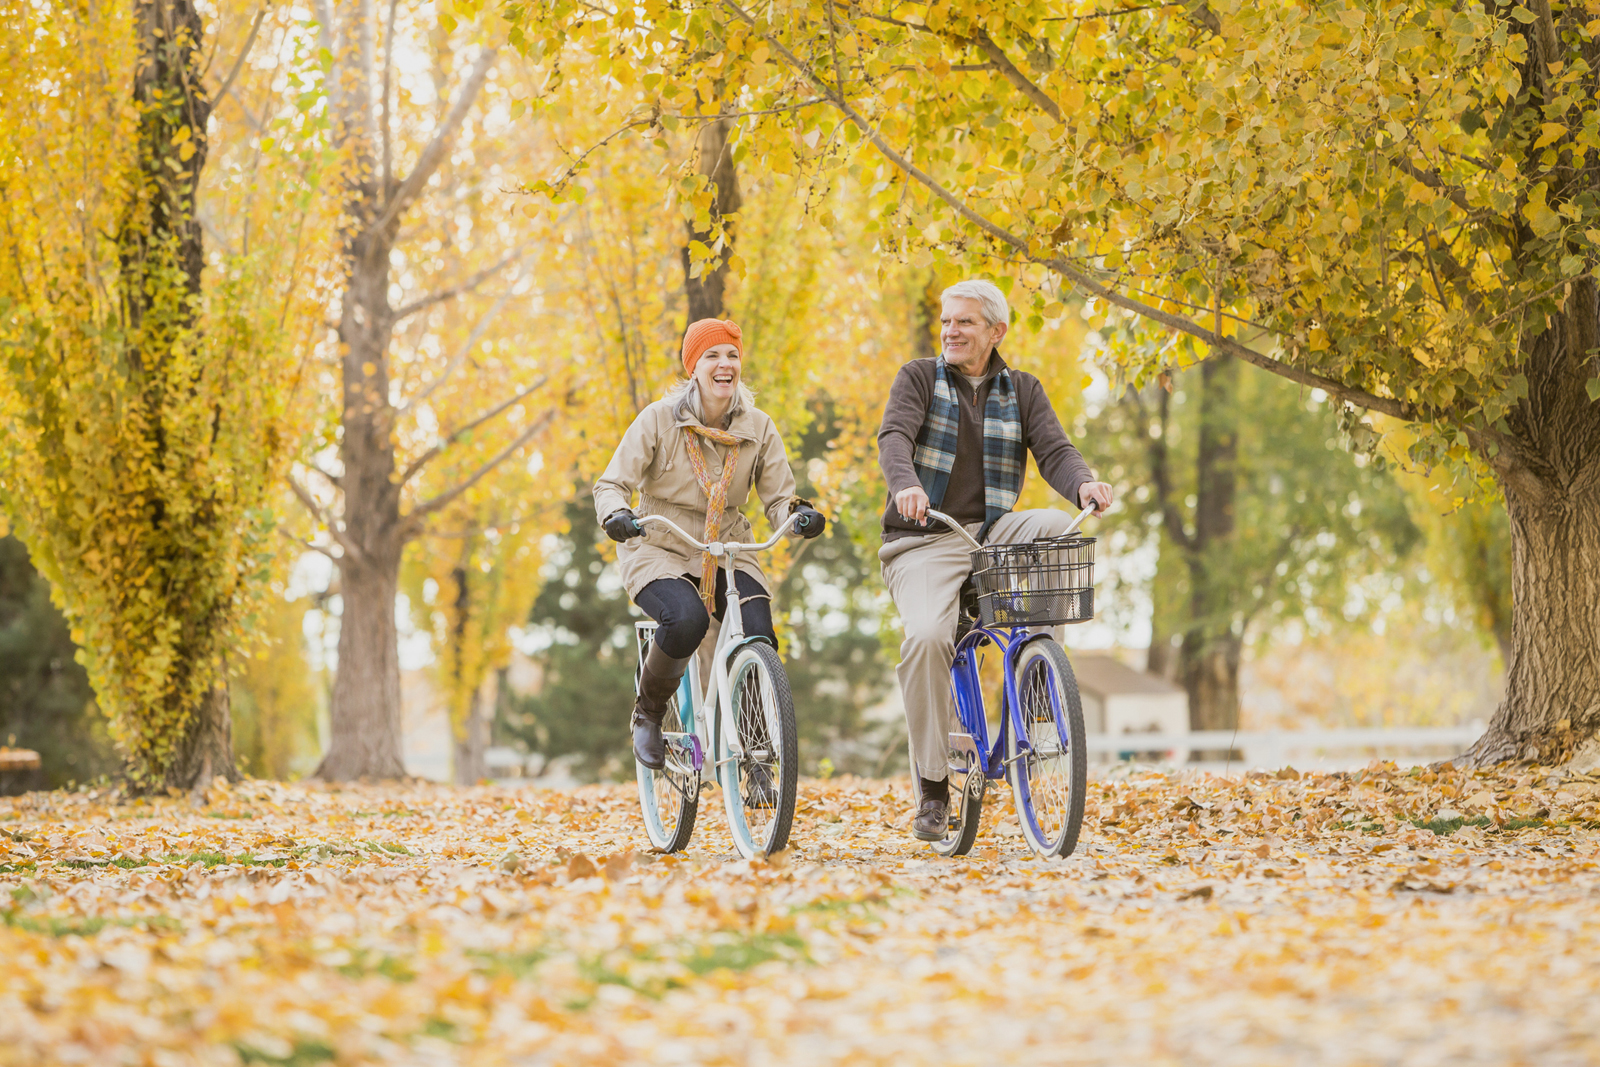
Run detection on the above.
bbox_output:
[664,377,755,429]
[941,279,1011,327]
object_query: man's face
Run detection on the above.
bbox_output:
[940,296,1007,375]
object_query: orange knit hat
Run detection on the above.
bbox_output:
[681,318,744,374]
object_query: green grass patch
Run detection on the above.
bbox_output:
[421,1018,461,1041]
[678,932,805,976]
[1412,815,1493,836]
[235,1040,336,1066]
[496,929,809,1011]
[334,949,416,982]
[60,856,151,870]
[204,810,258,820]
[60,851,297,870]
[0,861,36,873]
[1,909,182,937]
[1500,817,1548,831]
[467,948,547,978]
[789,896,881,918]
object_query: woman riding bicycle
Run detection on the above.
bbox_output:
[594,317,825,771]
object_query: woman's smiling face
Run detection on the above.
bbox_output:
[692,343,742,406]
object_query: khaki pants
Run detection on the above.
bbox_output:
[880,509,1077,782]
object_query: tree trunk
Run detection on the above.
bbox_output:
[123,0,238,792]
[1145,526,1187,682]
[1463,279,1600,767]
[319,546,407,779]
[315,214,408,780]
[680,116,741,321]
[453,675,493,785]
[911,271,942,356]
[1181,635,1243,733]
[1182,354,1242,734]
[167,683,235,795]
[299,14,502,780]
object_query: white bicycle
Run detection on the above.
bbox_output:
[629,512,805,859]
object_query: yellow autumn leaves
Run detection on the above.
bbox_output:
[4,765,1600,1064]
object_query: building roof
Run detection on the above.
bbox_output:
[1072,654,1186,698]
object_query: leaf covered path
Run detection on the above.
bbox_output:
[3,766,1600,1065]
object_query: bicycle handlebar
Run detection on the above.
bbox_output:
[923,502,1099,552]
[633,511,802,555]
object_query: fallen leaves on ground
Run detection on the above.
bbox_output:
[3,762,1600,1065]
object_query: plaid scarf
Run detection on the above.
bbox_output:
[911,357,1022,542]
[682,423,743,612]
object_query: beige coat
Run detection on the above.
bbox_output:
[593,397,802,599]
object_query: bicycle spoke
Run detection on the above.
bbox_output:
[634,623,698,853]
[721,643,798,858]
[1007,640,1087,857]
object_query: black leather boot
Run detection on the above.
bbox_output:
[633,642,692,770]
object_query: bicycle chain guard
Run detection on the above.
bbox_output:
[947,731,982,776]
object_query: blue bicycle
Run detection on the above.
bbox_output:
[912,506,1097,858]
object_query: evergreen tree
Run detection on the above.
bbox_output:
[496,501,638,781]
[0,537,114,787]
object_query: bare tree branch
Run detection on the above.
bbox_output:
[380,0,399,191]
[970,30,1062,123]
[724,0,1419,421]
[405,409,558,530]
[287,473,369,567]
[218,82,267,134]
[1126,385,1197,552]
[278,525,339,561]
[1393,157,1473,215]
[358,0,379,150]
[393,242,530,321]
[402,285,516,411]
[307,462,343,489]
[311,0,341,120]
[375,47,498,232]
[213,5,267,103]
[400,375,551,485]
[534,112,659,197]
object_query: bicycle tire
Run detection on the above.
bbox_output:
[718,642,798,858]
[909,733,984,857]
[635,671,698,853]
[1004,638,1088,858]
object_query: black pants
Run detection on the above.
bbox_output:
[635,571,775,659]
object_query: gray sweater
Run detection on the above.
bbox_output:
[876,352,1094,542]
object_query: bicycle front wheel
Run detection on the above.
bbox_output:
[1004,639,1088,858]
[718,642,798,858]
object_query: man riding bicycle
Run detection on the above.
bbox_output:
[878,279,1114,841]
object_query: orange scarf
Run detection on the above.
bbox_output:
[682,424,743,612]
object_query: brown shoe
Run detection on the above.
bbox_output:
[912,797,949,841]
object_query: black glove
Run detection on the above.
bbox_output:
[603,508,642,543]
[792,505,827,540]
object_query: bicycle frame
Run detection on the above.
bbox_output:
[925,506,1095,790]
[634,512,800,788]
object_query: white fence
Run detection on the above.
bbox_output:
[1086,725,1486,772]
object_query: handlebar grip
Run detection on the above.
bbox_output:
[627,517,644,538]
[793,511,819,535]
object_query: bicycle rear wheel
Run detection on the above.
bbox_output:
[635,632,698,853]
[718,642,798,858]
[1004,638,1088,858]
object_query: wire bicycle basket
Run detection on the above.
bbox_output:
[969,535,1096,626]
